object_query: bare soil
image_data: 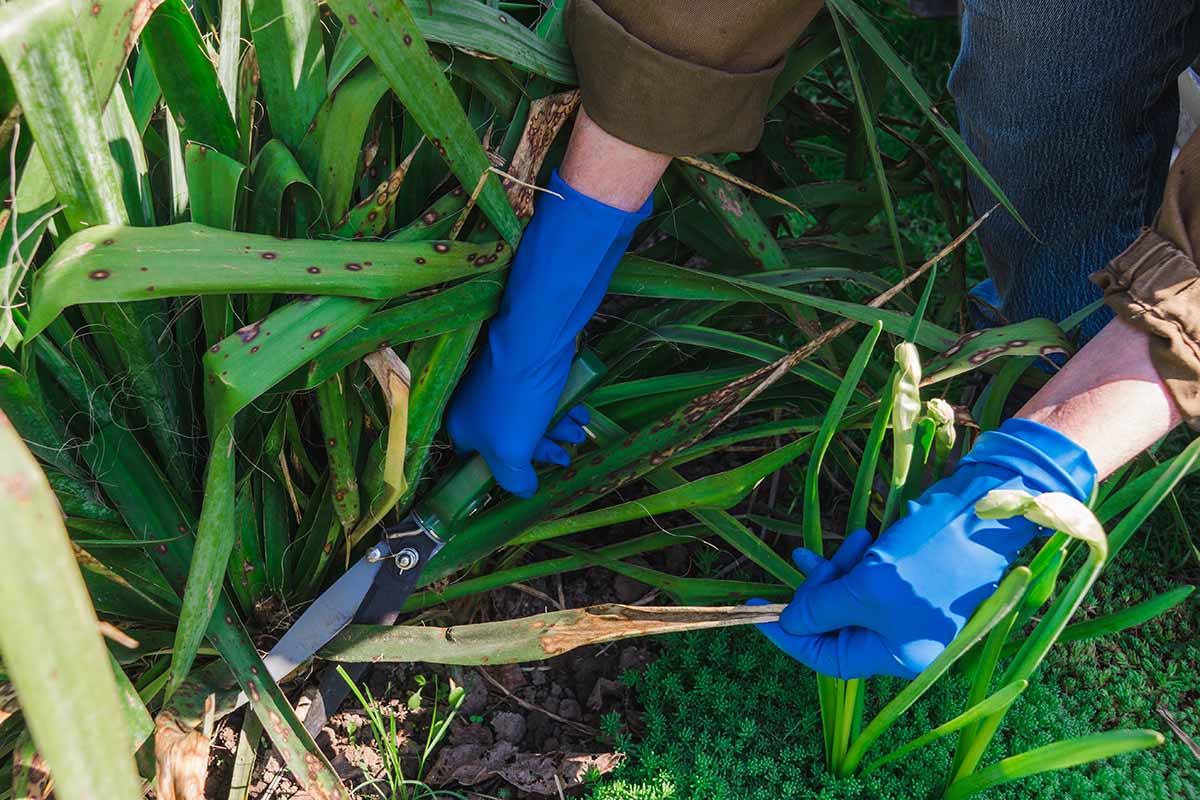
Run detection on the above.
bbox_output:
[205,554,683,799]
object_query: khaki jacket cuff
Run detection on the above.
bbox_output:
[564,0,785,155]
[1092,229,1200,429]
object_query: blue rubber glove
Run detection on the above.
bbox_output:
[446,171,651,497]
[753,418,1096,679]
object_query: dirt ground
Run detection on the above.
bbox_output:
[204,550,686,799]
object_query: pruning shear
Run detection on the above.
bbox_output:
[234,353,606,734]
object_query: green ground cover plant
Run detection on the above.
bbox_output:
[0,0,1195,798]
[590,511,1200,800]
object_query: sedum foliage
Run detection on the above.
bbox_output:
[595,575,1198,800]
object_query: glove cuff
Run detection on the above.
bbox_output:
[544,169,654,228]
[961,417,1097,502]
[487,171,652,367]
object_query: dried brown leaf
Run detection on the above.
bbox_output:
[154,695,215,800]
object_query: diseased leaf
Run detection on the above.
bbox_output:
[26,223,510,337]
[327,0,521,243]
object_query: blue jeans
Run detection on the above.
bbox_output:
[950,0,1200,341]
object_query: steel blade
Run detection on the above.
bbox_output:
[232,550,383,710]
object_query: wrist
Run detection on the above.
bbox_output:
[1016,318,1182,478]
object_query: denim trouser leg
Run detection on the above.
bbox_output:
[950,0,1200,341]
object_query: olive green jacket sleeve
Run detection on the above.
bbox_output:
[564,0,825,155]
[1091,131,1200,428]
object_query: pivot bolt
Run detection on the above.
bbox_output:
[393,547,419,571]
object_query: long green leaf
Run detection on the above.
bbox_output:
[298,64,391,225]
[26,223,510,337]
[803,322,881,554]
[32,326,350,797]
[299,275,501,389]
[317,372,361,534]
[830,8,905,271]
[863,680,1028,776]
[328,0,576,87]
[245,0,326,151]
[1000,585,1195,658]
[166,425,236,699]
[513,432,819,546]
[141,0,239,158]
[0,0,126,230]
[206,297,378,429]
[0,412,142,800]
[824,0,1025,228]
[327,0,521,243]
[943,730,1164,800]
[838,566,1031,776]
[610,257,956,350]
[249,139,322,236]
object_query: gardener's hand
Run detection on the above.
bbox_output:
[753,418,1096,679]
[445,170,650,498]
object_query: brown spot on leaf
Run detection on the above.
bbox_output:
[347,13,357,24]
[415,256,426,265]
[345,262,363,271]
[89,269,110,280]
[310,327,326,340]
[102,238,115,245]
[403,34,413,45]
[236,321,262,343]
[434,242,450,253]
[262,252,277,260]
[307,266,321,274]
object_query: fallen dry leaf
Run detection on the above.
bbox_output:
[427,742,623,795]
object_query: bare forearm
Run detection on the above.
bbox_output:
[1016,317,1184,479]
[559,108,671,212]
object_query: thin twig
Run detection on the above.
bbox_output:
[713,206,996,431]
[1158,707,1200,761]
[509,581,563,611]
[476,667,598,736]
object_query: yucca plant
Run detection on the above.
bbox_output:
[0,0,1193,798]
